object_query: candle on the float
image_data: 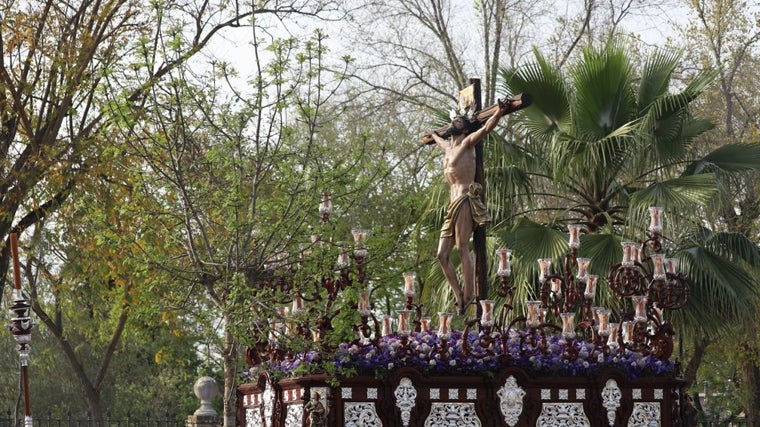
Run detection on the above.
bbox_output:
[292,296,304,314]
[358,292,371,316]
[402,272,416,298]
[480,300,495,326]
[420,317,432,332]
[632,295,648,322]
[496,247,512,277]
[381,315,393,336]
[651,254,666,280]
[568,224,582,249]
[319,193,333,218]
[621,242,636,267]
[607,323,620,348]
[576,258,590,281]
[622,321,636,344]
[649,206,663,234]
[597,308,611,336]
[537,258,552,282]
[550,278,563,297]
[560,312,576,339]
[437,312,453,338]
[525,301,542,328]
[397,310,413,336]
[584,275,598,299]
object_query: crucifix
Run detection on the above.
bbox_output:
[424,78,530,316]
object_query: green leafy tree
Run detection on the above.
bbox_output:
[678,0,760,423]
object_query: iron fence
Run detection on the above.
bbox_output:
[0,410,186,427]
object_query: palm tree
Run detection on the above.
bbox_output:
[485,40,760,386]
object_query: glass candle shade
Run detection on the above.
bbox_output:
[576,258,591,281]
[397,310,413,336]
[480,300,496,327]
[584,275,599,299]
[597,309,611,336]
[622,321,636,344]
[337,252,350,269]
[651,254,666,280]
[525,301,542,328]
[351,228,369,257]
[292,296,304,314]
[540,307,548,324]
[568,224,582,249]
[420,317,432,332]
[550,278,563,298]
[621,242,636,267]
[537,258,552,282]
[319,193,332,218]
[649,206,664,234]
[560,312,576,339]
[665,258,678,275]
[403,272,416,298]
[632,295,648,322]
[381,315,393,336]
[358,292,371,316]
[496,247,512,277]
[607,323,620,348]
[438,312,453,338]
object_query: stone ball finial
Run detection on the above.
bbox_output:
[193,376,219,416]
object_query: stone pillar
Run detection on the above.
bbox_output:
[187,376,220,427]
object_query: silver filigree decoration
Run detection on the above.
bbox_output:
[344,402,382,427]
[632,388,642,399]
[654,389,663,400]
[283,404,303,427]
[430,388,440,399]
[602,379,622,427]
[559,389,569,400]
[541,389,551,400]
[262,387,274,427]
[424,403,481,427]
[245,408,262,427]
[628,402,661,427]
[497,376,526,427]
[342,387,353,399]
[394,377,417,427]
[467,389,477,400]
[536,403,590,427]
[448,389,459,399]
[576,389,586,399]
[367,388,378,400]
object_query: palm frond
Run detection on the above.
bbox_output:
[499,48,570,138]
[683,142,760,175]
[570,43,636,139]
[629,174,718,210]
[676,246,758,331]
[637,49,680,112]
[689,228,760,269]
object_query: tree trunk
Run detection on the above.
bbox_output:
[682,336,711,389]
[740,337,760,427]
[223,314,239,427]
